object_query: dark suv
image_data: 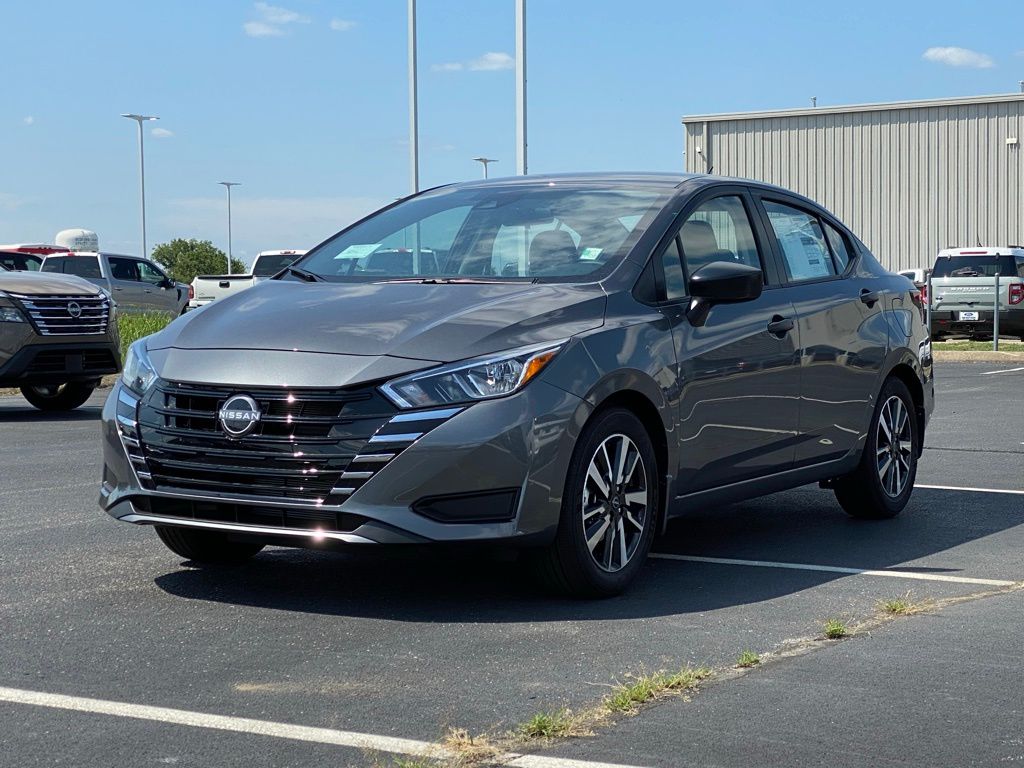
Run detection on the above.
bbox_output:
[100,173,933,596]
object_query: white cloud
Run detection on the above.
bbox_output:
[0,192,25,211]
[432,52,514,73]
[254,2,309,24]
[469,52,514,71]
[244,2,309,38]
[922,46,995,69]
[244,20,284,37]
[151,127,174,138]
[23,116,34,125]
[329,18,356,32]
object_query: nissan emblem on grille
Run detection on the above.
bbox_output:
[218,394,262,437]
[67,301,82,319]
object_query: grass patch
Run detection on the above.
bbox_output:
[441,728,497,762]
[933,340,1024,352]
[519,709,579,739]
[604,667,712,714]
[878,593,934,616]
[117,311,174,358]
[823,618,848,639]
[736,650,761,668]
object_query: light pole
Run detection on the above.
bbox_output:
[121,113,159,257]
[515,0,527,175]
[408,0,419,194]
[473,157,498,179]
[218,182,241,275]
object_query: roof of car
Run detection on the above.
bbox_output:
[445,172,701,190]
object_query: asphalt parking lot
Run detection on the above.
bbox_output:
[1,361,1022,767]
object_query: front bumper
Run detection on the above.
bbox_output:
[0,339,121,386]
[99,377,587,546]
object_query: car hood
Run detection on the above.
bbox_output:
[148,279,606,364]
[0,270,102,296]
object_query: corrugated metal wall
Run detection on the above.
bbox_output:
[684,97,1024,272]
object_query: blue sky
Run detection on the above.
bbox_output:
[2,0,1023,265]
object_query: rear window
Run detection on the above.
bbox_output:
[253,254,301,276]
[0,252,42,271]
[42,256,102,278]
[932,255,1024,278]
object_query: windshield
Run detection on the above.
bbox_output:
[933,255,1023,278]
[0,252,43,271]
[254,254,302,276]
[296,184,668,282]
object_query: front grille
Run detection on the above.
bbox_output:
[9,292,111,336]
[135,382,402,503]
[25,348,118,376]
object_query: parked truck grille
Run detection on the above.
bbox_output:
[133,381,406,504]
[8,293,111,336]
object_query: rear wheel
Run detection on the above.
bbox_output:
[833,377,918,519]
[155,526,265,563]
[534,408,659,598]
[20,381,96,411]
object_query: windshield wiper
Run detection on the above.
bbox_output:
[377,277,538,285]
[286,266,325,283]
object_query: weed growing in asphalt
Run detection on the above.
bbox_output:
[823,618,848,639]
[877,592,933,616]
[736,650,761,668]
[604,667,712,714]
[519,709,578,739]
[441,728,497,762]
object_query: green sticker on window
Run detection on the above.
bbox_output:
[579,247,603,261]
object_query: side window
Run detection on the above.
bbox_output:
[108,257,141,282]
[678,196,762,285]
[660,237,687,300]
[138,261,167,285]
[823,222,852,272]
[763,201,837,282]
[57,257,102,278]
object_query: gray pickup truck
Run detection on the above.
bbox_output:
[929,247,1024,340]
[41,252,189,315]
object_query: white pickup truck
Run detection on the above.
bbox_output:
[187,250,306,310]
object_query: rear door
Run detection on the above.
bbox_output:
[753,194,887,466]
[665,187,803,493]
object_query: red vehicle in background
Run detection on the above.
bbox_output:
[0,244,72,257]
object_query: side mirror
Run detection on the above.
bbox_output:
[161,278,174,290]
[686,261,763,327]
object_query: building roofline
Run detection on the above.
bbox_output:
[682,92,1024,124]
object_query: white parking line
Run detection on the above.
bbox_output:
[648,554,1017,586]
[915,483,1024,495]
[0,686,649,768]
[980,366,1024,375]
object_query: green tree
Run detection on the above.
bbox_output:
[151,238,246,284]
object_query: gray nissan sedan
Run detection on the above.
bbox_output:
[101,173,933,596]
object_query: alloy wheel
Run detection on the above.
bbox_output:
[581,433,648,573]
[876,395,913,497]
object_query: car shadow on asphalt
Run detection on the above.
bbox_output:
[0,404,101,422]
[153,486,1022,621]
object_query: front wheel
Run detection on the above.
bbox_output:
[833,377,919,519]
[155,526,265,563]
[534,408,659,598]
[20,381,96,411]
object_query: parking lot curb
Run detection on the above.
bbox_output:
[932,350,1024,362]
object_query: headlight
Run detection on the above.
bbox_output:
[0,306,25,323]
[121,340,158,395]
[380,342,564,409]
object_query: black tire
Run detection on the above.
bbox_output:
[534,408,659,598]
[833,377,919,519]
[20,381,96,411]
[155,526,265,563]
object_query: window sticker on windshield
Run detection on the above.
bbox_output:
[334,244,381,260]
[579,247,603,261]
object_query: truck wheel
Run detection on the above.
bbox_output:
[533,408,659,598]
[20,382,96,411]
[155,526,265,563]
[833,377,918,520]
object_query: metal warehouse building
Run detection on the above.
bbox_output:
[683,93,1024,271]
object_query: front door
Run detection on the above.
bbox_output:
[107,256,151,311]
[664,191,803,493]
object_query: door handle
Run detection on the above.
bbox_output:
[860,289,879,307]
[767,315,794,337]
